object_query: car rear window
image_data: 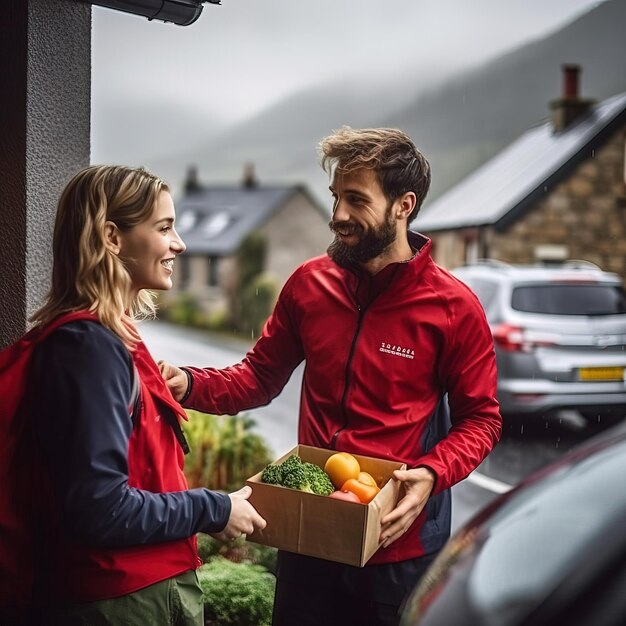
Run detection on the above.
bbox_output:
[511,284,626,315]
[460,278,499,310]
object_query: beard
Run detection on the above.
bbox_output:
[327,204,396,268]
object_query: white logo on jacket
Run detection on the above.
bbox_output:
[379,342,415,360]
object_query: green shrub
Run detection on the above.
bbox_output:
[162,293,205,327]
[237,231,267,288]
[238,273,278,339]
[227,231,280,337]
[196,534,278,574]
[198,557,276,626]
[246,543,278,575]
[205,307,232,333]
[183,410,273,491]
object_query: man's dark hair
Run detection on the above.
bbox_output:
[319,126,431,223]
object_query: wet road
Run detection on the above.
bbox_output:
[139,319,609,531]
[453,417,603,528]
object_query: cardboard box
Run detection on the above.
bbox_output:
[245,445,406,567]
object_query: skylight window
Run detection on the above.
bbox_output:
[203,212,231,237]
[177,210,197,233]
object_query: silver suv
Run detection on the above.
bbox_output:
[452,260,626,427]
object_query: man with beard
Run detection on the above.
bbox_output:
[159,127,502,626]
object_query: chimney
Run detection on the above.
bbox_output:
[183,165,201,194]
[549,64,595,133]
[242,162,258,189]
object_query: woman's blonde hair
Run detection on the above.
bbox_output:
[31,164,169,347]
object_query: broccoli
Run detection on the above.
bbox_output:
[260,462,283,485]
[260,455,334,496]
[279,454,303,476]
[301,462,334,496]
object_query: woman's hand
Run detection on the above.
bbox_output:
[211,486,267,541]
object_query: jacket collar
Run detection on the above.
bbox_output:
[341,231,432,306]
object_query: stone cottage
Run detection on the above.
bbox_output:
[169,165,331,312]
[413,65,626,280]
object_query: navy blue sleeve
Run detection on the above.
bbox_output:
[32,320,231,547]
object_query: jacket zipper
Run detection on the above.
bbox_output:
[331,302,366,449]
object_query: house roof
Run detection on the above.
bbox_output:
[413,91,626,233]
[175,184,326,255]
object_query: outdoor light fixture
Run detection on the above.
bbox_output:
[87,0,221,26]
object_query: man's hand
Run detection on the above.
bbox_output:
[380,467,436,548]
[211,486,267,541]
[158,360,188,402]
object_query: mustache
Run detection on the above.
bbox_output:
[328,220,363,236]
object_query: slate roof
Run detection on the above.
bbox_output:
[175,184,326,255]
[413,91,626,233]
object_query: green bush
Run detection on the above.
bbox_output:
[238,231,267,288]
[184,413,277,624]
[227,231,280,337]
[238,273,278,339]
[162,293,206,327]
[204,307,232,333]
[198,557,276,626]
[196,534,278,574]
[183,410,274,491]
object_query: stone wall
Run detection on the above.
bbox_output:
[488,125,626,278]
[261,190,331,284]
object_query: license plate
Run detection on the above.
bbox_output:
[578,366,624,381]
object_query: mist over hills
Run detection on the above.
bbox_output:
[145,0,626,210]
[391,0,626,199]
[92,102,224,166]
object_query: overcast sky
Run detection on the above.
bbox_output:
[91,0,606,162]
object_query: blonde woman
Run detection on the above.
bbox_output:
[23,165,265,624]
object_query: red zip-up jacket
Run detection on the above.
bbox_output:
[185,233,501,563]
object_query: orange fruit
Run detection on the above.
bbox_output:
[341,478,380,504]
[324,452,360,489]
[358,471,379,488]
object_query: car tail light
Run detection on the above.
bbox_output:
[492,324,558,353]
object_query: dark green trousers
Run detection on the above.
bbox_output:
[46,570,204,626]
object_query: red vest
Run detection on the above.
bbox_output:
[0,312,200,607]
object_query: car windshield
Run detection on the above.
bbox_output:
[511,284,626,315]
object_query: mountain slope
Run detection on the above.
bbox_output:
[389,0,626,199]
[147,0,626,208]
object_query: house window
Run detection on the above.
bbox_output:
[177,210,197,234]
[203,212,231,238]
[207,256,220,287]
